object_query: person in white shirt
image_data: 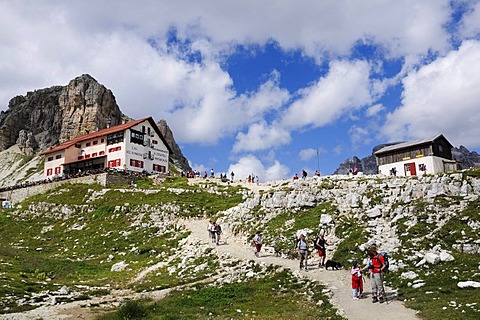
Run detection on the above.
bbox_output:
[253,231,262,257]
[296,234,309,270]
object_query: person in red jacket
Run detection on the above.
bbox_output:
[351,260,363,300]
[365,245,386,303]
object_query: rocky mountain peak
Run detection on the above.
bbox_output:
[0,74,124,153]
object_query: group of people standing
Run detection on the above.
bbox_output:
[295,233,387,303]
[208,224,386,304]
[296,232,328,271]
[207,220,222,245]
[350,245,387,303]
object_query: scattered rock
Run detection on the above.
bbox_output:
[457,281,480,288]
[111,261,129,272]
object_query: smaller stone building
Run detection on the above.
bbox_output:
[374,134,458,177]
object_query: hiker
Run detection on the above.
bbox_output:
[210,222,218,243]
[230,171,235,181]
[214,222,222,245]
[253,231,262,257]
[296,234,309,270]
[365,245,386,303]
[314,231,328,267]
[351,260,363,300]
[302,169,307,179]
[207,220,214,242]
[293,173,299,181]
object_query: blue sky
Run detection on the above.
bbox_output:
[1,1,480,181]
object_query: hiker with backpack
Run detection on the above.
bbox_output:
[364,245,387,303]
[214,222,222,245]
[296,234,309,271]
[313,231,328,267]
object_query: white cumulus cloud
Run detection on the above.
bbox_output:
[227,154,289,182]
[381,40,480,148]
[281,59,373,129]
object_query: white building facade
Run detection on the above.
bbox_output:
[43,117,171,177]
[374,134,458,177]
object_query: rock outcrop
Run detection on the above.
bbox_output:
[0,74,124,152]
[452,146,480,169]
[157,119,192,172]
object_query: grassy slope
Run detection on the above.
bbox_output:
[0,176,342,319]
[1,171,479,319]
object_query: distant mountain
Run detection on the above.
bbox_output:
[0,74,191,173]
[333,143,480,175]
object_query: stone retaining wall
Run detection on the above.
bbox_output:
[0,174,108,205]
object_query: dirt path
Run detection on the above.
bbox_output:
[182,218,420,320]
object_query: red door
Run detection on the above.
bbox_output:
[404,163,417,176]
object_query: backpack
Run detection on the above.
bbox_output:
[378,251,389,273]
[313,236,320,249]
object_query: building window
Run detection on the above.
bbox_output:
[107,132,124,145]
[153,164,166,173]
[47,156,54,161]
[85,154,91,159]
[93,140,98,145]
[108,159,121,168]
[75,143,81,148]
[54,167,61,175]
[419,164,426,171]
[55,154,62,159]
[86,142,91,147]
[99,151,105,155]
[101,138,105,143]
[108,148,115,153]
[78,156,84,160]
[130,129,144,145]
[92,152,98,157]
[152,140,158,144]
[46,168,53,176]
[130,159,144,168]
[438,145,444,152]
[115,146,121,151]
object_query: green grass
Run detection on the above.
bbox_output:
[97,269,344,320]
[0,204,190,313]
[388,253,480,320]
[261,202,337,254]
[385,196,480,319]
[332,218,368,265]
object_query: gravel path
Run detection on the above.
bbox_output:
[182,218,420,320]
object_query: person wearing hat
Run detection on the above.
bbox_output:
[351,260,363,300]
[365,245,386,303]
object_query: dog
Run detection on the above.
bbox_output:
[325,259,342,270]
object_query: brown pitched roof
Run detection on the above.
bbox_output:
[42,117,172,154]
[374,134,453,155]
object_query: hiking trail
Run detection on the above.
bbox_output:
[182,218,420,320]
[1,216,420,320]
